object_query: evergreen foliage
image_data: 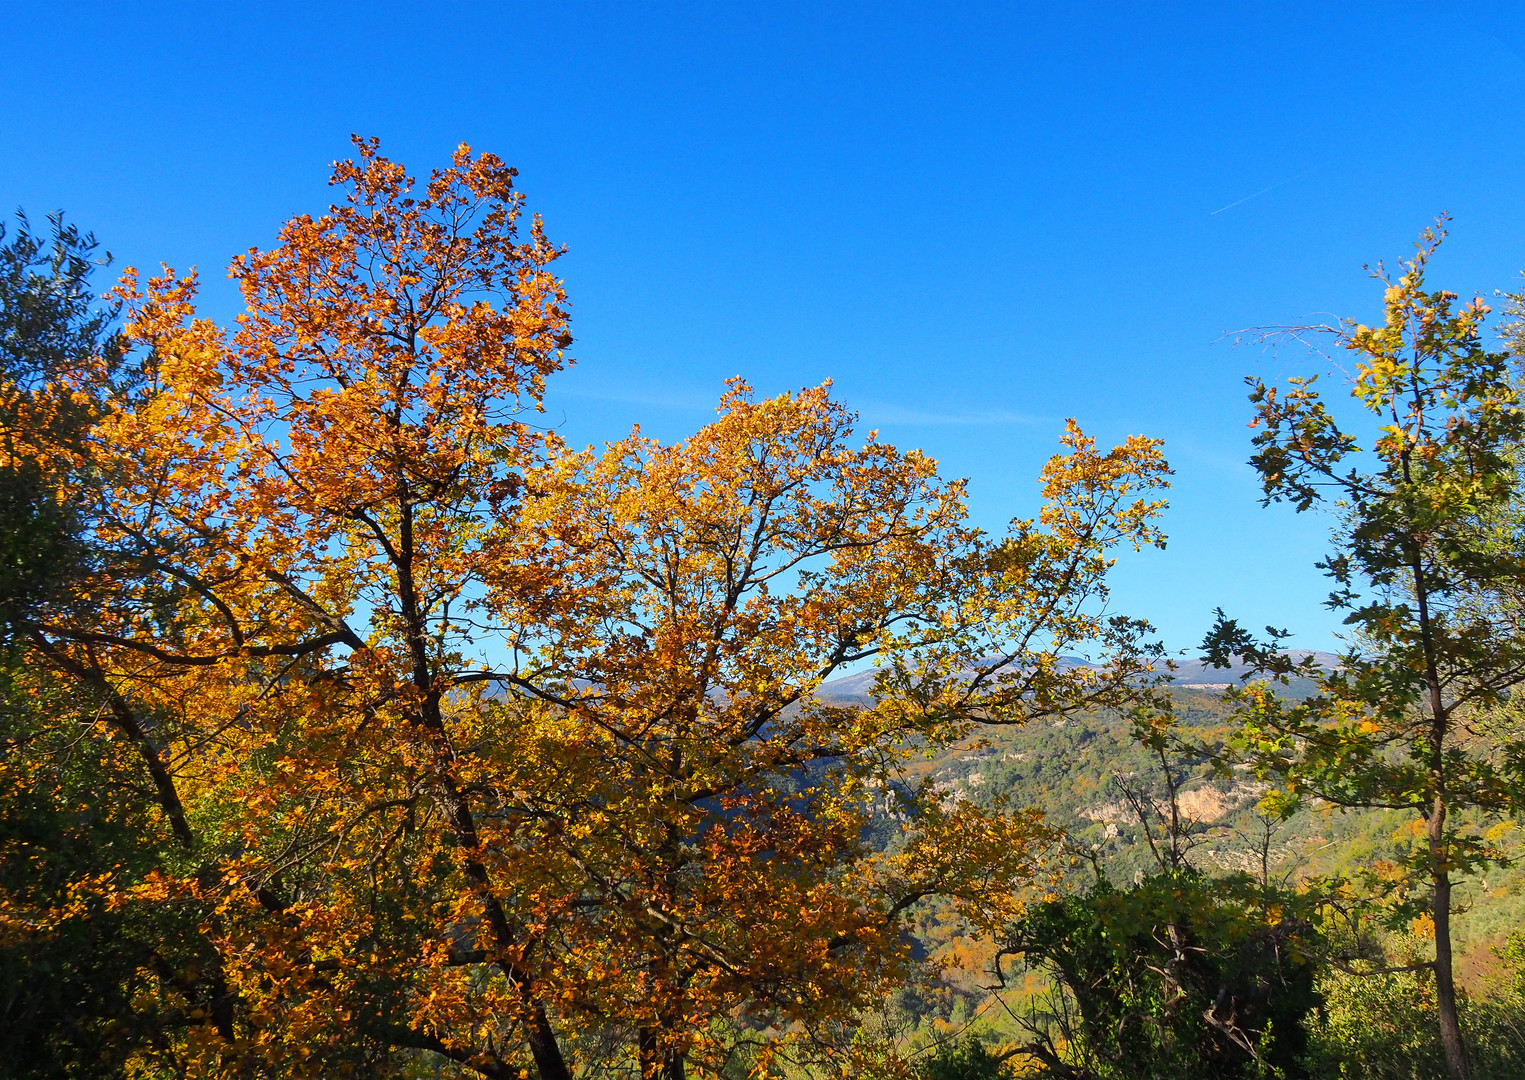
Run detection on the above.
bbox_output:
[998,871,1319,1079]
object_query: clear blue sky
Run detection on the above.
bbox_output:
[5,2,1525,653]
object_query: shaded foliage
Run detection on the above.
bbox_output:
[916,1036,1016,1080]
[995,872,1319,1079]
[0,212,209,1078]
[0,211,121,642]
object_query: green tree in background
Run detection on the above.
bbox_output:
[916,1035,1017,1080]
[0,212,207,1078]
[1205,219,1525,1080]
[0,211,123,640]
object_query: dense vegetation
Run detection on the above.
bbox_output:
[881,685,1525,1079]
[3,143,1525,1079]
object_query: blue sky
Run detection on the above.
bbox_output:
[5,2,1525,653]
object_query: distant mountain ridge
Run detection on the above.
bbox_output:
[814,651,1341,707]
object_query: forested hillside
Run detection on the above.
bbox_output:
[844,676,1525,1079]
[902,682,1525,966]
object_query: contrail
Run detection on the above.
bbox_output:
[1210,165,1321,215]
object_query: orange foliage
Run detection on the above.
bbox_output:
[17,140,1171,1079]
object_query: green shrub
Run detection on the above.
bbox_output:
[916,1036,1015,1080]
[1304,940,1525,1080]
[998,871,1320,1079]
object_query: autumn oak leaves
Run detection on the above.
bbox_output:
[22,140,1170,1078]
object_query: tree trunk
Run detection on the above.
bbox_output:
[638,1028,685,1080]
[639,1028,660,1080]
[527,1007,572,1080]
[1412,551,1468,1080]
[1431,808,1470,1080]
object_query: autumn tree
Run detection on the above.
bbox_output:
[474,391,1171,1078]
[13,139,1173,1079]
[1204,220,1525,1080]
[19,138,577,1078]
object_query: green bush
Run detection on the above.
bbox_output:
[998,871,1320,1079]
[1304,938,1525,1080]
[916,1036,1015,1080]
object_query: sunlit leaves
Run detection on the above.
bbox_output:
[1217,220,1525,1080]
[11,140,1174,1080]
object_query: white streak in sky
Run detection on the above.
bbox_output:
[1210,165,1321,216]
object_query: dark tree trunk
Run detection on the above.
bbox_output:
[1412,551,1469,1080]
[637,1028,686,1080]
[527,1007,571,1080]
[1431,804,1469,1080]
[639,1028,660,1080]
